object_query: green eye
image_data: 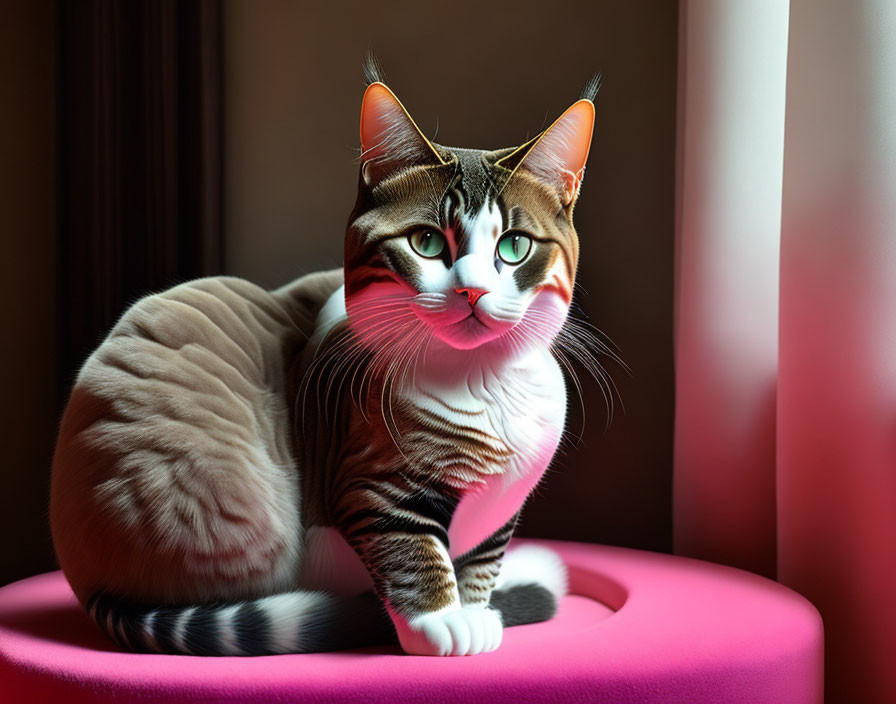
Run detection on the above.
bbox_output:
[496,233,532,264]
[409,230,446,258]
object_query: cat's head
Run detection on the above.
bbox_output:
[344,70,595,357]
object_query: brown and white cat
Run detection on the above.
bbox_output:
[50,63,599,657]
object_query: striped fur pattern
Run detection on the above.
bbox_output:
[86,588,392,655]
[84,544,566,655]
[50,65,600,657]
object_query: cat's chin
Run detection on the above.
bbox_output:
[431,314,509,351]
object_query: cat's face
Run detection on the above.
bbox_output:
[344,82,594,356]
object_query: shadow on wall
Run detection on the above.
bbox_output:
[1,2,57,589]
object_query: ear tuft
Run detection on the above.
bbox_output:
[363,50,387,87]
[579,73,602,103]
[359,82,444,185]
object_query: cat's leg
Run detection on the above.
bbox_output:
[453,515,569,627]
[453,513,519,608]
[336,490,502,656]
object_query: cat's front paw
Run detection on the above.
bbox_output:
[395,605,503,656]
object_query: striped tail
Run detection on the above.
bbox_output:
[86,590,395,656]
[86,546,568,656]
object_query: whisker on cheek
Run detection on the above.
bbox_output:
[510,304,626,432]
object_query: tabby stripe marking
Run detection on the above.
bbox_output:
[172,606,198,653]
[118,600,154,652]
[394,491,459,528]
[152,607,181,653]
[143,609,160,653]
[184,606,223,655]
[233,602,271,655]
[418,389,485,416]
[217,603,243,655]
[453,512,519,572]
[411,406,504,444]
[263,593,302,653]
[349,514,451,548]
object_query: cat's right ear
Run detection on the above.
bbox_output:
[359,82,445,186]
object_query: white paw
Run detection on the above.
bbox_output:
[395,605,503,656]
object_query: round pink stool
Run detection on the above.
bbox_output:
[0,540,822,703]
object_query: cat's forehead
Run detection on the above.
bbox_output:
[438,147,496,215]
[349,141,564,251]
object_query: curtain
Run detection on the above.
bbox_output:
[55,0,223,412]
[675,1,896,702]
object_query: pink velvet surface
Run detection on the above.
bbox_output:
[0,540,823,704]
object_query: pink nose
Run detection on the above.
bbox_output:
[455,287,487,306]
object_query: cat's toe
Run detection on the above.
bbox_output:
[444,611,473,655]
[470,606,502,654]
[395,615,451,656]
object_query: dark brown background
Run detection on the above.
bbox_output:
[2,0,678,587]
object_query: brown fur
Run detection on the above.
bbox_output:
[51,271,343,604]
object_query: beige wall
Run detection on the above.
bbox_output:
[0,1,57,585]
[224,1,679,548]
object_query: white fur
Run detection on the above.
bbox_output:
[172,606,197,653]
[393,603,503,657]
[265,593,302,652]
[309,284,348,353]
[262,592,329,653]
[318,261,569,563]
[217,603,243,656]
[318,196,571,655]
[142,610,161,653]
[495,544,569,602]
[411,201,542,349]
[436,348,567,558]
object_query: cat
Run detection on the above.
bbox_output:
[49,61,601,657]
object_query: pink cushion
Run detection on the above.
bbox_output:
[0,540,822,703]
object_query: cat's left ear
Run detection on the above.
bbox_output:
[359,82,446,186]
[498,99,595,206]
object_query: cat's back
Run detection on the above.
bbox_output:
[85,276,308,399]
[50,271,342,604]
[64,274,334,462]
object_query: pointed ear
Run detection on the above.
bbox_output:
[498,99,595,206]
[359,82,445,185]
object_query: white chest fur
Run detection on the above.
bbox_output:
[406,350,567,558]
[299,349,567,596]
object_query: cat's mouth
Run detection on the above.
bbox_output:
[407,293,519,350]
[453,304,503,330]
[430,309,514,350]
[458,311,487,328]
